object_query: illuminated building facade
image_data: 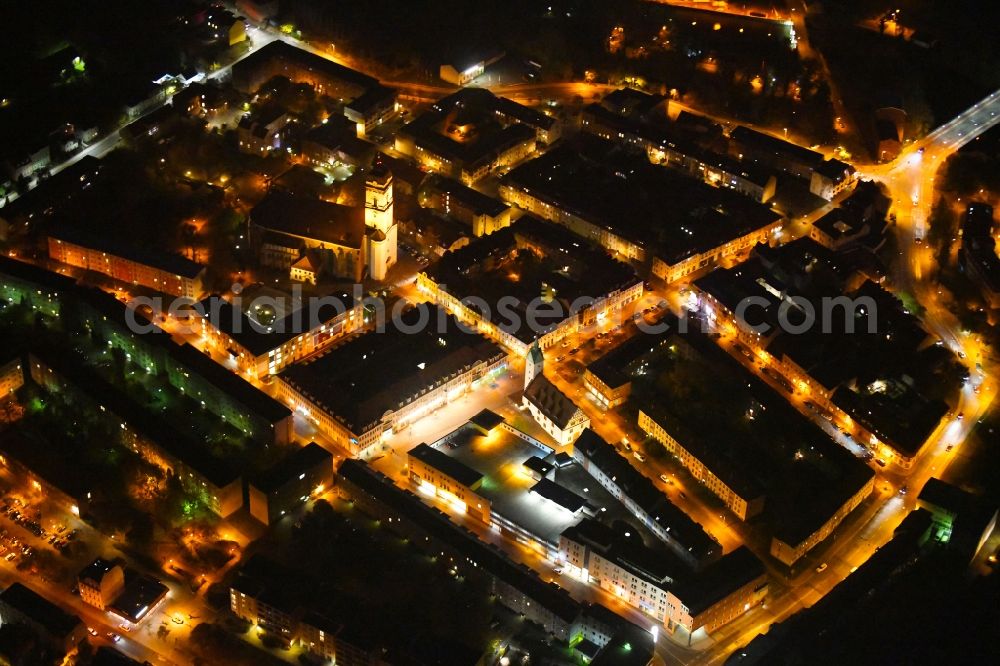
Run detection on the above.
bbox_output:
[395,88,551,185]
[572,429,719,568]
[423,175,512,237]
[232,41,397,133]
[499,138,783,281]
[0,356,24,398]
[196,294,364,379]
[275,306,507,457]
[47,229,205,299]
[407,443,491,522]
[559,519,767,634]
[639,409,765,521]
[581,102,776,204]
[364,159,398,281]
[417,216,643,356]
[77,558,125,611]
[522,342,590,446]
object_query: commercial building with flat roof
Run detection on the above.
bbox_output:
[418,215,642,356]
[408,442,490,522]
[276,306,507,456]
[499,136,782,282]
[48,226,205,299]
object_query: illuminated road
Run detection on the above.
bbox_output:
[700,89,1000,664]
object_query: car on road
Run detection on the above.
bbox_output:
[87,627,98,636]
[659,474,671,484]
[633,451,645,463]
[622,441,632,452]
[815,563,828,573]
[109,633,121,643]
[569,348,579,355]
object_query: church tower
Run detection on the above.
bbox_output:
[365,157,397,281]
[524,340,544,390]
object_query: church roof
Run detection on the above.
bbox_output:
[524,374,581,430]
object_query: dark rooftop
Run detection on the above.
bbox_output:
[500,136,781,265]
[197,292,356,357]
[409,443,484,488]
[338,459,581,623]
[170,341,293,424]
[281,306,505,433]
[425,215,639,344]
[252,442,332,493]
[0,583,82,639]
[250,191,365,249]
[110,575,168,624]
[573,429,719,562]
[49,224,205,279]
[429,175,509,217]
[530,478,588,513]
[469,408,505,432]
[730,125,824,168]
[628,324,874,548]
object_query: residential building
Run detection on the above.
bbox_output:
[810,159,857,201]
[196,292,363,378]
[248,443,333,525]
[423,175,512,237]
[344,84,399,137]
[728,126,824,181]
[572,429,720,568]
[231,42,396,132]
[47,226,205,299]
[395,88,554,184]
[0,583,87,655]
[499,136,782,280]
[237,106,291,154]
[559,519,767,634]
[0,255,76,318]
[417,215,642,356]
[77,558,125,611]
[581,101,775,204]
[0,355,24,398]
